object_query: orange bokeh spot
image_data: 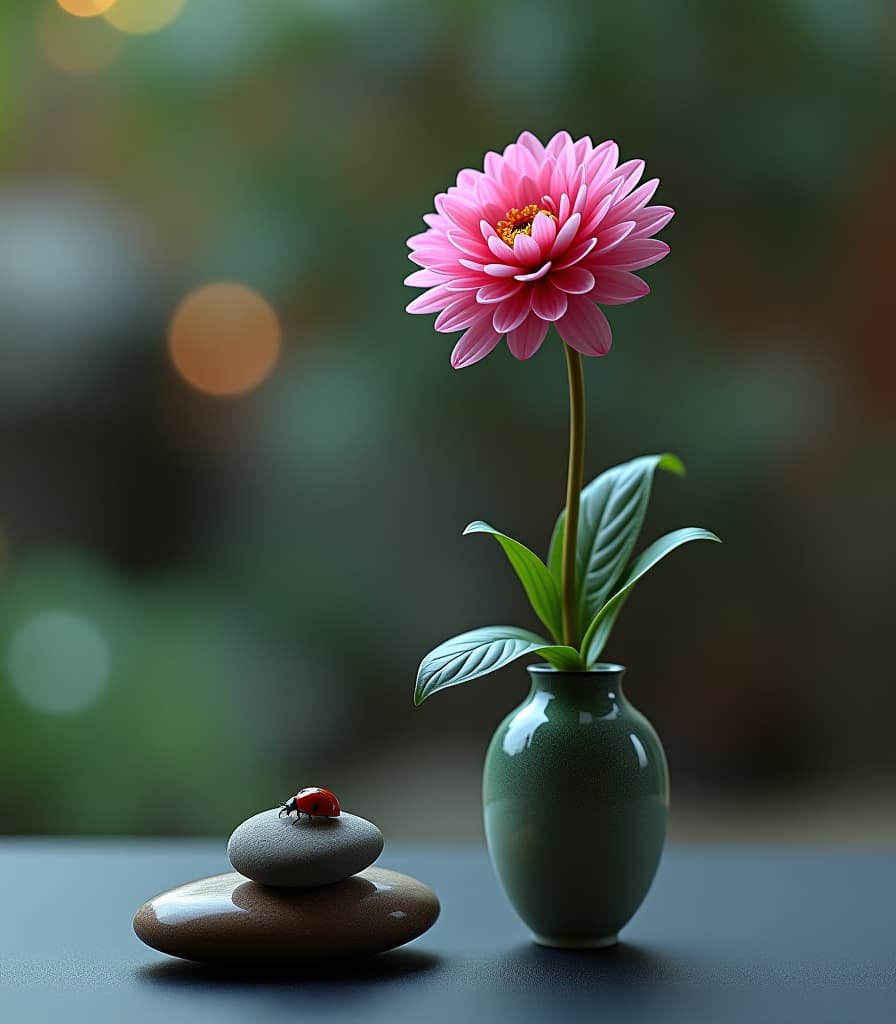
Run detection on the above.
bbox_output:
[103,0,185,35]
[57,0,117,16]
[38,5,125,74]
[168,283,282,398]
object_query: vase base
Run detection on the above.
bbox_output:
[532,933,619,950]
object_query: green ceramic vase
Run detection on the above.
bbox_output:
[482,663,669,948]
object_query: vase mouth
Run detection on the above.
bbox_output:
[528,662,625,675]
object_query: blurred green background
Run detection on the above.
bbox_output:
[1,0,894,841]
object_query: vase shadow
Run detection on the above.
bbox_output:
[135,948,441,989]
[503,940,686,991]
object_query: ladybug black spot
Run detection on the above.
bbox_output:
[312,802,320,811]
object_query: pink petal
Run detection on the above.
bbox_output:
[579,190,618,237]
[509,172,540,203]
[477,280,522,304]
[450,319,502,369]
[438,268,488,289]
[458,258,487,272]
[406,284,456,314]
[546,130,574,158]
[476,176,510,209]
[409,241,459,260]
[503,143,539,180]
[630,205,674,238]
[487,235,518,261]
[558,193,571,222]
[593,220,636,256]
[448,230,490,258]
[407,231,436,249]
[555,297,613,356]
[492,289,532,333]
[562,146,582,184]
[606,178,660,222]
[534,160,558,197]
[484,151,503,180]
[572,181,588,214]
[407,237,450,253]
[517,131,547,160]
[484,262,524,278]
[409,253,465,272]
[605,239,670,270]
[614,159,645,198]
[436,194,481,234]
[506,313,550,360]
[550,162,571,203]
[409,244,465,267]
[586,173,624,213]
[435,297,481,332]
[573,136,592,164]
[514,261,552,282]
[553,236,598,270]
[512,233,542,264]
[404,268,445,287]
[479,219,497,241]
[444,274,485,292]
[480,202,506,224]
[551,267,595,294]
[530,281,568,321]
[592,269,650,305]
[550,212,582,258]
[584,141,619,186]
[530,211,557,250]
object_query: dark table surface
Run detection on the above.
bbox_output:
[2,839,895,1023]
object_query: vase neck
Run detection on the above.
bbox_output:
[526,664,626,714]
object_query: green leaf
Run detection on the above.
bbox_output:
[415,626,551,704]
[464,521,562,642]
[579,594,629,666]
[537,645,587,671]
[547,453,686,640]
[581,527,722,665]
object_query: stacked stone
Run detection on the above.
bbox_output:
[133,803,439,963]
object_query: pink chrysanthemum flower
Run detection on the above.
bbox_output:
[405,130,673,368]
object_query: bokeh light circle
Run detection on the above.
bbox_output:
[102,0,186,36]
[37,4,126,75]
[7,611,110,714]
[57,0,117,17]
[168,282,282,397]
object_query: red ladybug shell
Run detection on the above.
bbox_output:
[294,787,341,817]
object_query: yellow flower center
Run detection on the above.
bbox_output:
[496,204,557,248]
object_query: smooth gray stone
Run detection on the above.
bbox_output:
[133,867,440,963]
[227,807,383,887]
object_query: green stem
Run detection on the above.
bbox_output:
[561,343,586,647]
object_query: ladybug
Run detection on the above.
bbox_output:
[279,787,341,821]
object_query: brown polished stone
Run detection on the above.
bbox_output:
[133,867,440,963]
